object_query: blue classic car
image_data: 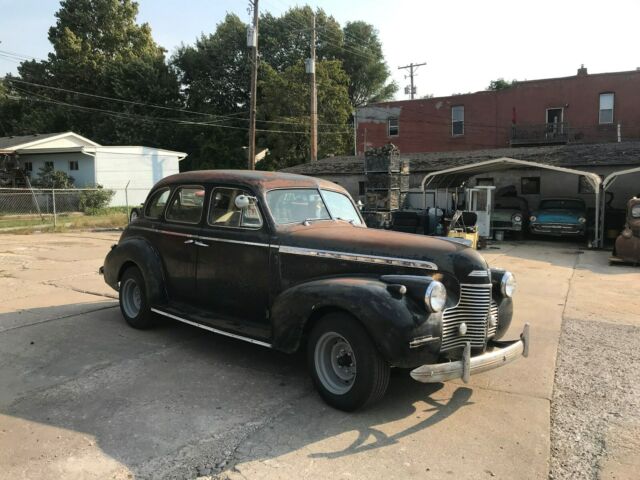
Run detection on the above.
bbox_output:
[529,198,587,236]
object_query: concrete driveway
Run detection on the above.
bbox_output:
[0,232,636,479]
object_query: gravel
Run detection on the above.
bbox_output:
[550,317,640,479]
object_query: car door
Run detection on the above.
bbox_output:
[195,185,272,340]
[155,184,206,303]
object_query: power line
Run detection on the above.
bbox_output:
[8,89,352,135]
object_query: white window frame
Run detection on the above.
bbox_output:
[388,117,399,137]
[451,106,464,136]
[599,93,614,124]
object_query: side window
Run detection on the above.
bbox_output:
[208,187,263,229]
[165,186,205,224]
[144,188,171,219]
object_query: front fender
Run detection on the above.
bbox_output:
[103,236,168,306]
[270,276,441,366]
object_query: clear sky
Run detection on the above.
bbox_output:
[1,0,639,99]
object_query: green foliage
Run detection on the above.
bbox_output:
[33,165,75,188]
[487,78,517,91]
[1,2,396,172]
[3,0,181,146]
[79,185,115,214]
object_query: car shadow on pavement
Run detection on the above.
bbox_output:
[0,304,474,479]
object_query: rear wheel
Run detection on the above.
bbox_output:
[308,313,390,411]
[119,266,156,329]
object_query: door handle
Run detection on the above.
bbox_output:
[194,241,209,247]
[184,239,195,244]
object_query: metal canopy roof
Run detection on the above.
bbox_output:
[420,157,602,190]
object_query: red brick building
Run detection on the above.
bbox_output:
[355,67,640,154]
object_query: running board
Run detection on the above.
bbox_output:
[150,308,272,349]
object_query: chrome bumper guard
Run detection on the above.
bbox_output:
[410,323,530,383]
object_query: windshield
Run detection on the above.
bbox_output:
[266,188,362,225]
[539,199,585,210]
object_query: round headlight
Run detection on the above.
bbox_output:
[425,281,447,312]
[513,214,523,223]
[501,272,516,298]
[579,217,586,224]
[529,215,537,222]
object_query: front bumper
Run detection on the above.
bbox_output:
[530,223,584,235]
[410,323,529,383]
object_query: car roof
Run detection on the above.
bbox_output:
[154,169,346,194]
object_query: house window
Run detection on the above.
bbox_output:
[452,106,464,136]
[388,117,399,136]
[476,177,494,186]
[24,162,33,172]
[45,161,54,169]
[521,177,540,194]
[578,176,595,194]
[69,160,79,171]
[599,93,614,124]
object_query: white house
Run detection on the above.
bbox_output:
[0,132,187,205]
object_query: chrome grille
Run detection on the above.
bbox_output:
[487,299,499,338]
[441,284,492,351]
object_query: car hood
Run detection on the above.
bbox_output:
[532,209,585,223]
[278,222,489,279]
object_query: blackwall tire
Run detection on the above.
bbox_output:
[119,266,156,329]
[308,313,390,412]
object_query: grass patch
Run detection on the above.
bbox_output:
[0,211,128,233]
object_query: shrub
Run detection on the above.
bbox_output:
[79,185,115,215]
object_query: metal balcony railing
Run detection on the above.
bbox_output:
[510,122,569,146]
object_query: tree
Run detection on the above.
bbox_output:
[6,0,181,147]
[487,78,517,91]
[257,60,351,170]
[340,21,396,106]
[33,165,75,188]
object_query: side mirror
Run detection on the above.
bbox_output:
[234,195,251,209]
[357,200,364,211]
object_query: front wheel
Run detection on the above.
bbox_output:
[119,266,156,329]
[307,313,390,411]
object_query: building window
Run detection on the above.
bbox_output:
[24,162,33,172]
[476,178,494,186]
[451,106,464,136]
[358,181,366,196]
[599,93,614,124]
[578,176,595,194]
[69,160,79,171]
[388,117,399,136]
[521,177,540,195]
[44,161,54,169]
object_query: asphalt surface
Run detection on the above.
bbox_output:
[0,232,637,479]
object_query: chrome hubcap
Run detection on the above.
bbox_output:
[314,332,356,394]
[121,278,142,318]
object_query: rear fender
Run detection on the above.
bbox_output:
[103,237,167,305]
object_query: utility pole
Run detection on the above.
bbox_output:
[247,0,259,170]
[306,13,318,162]
[398,62,426,100]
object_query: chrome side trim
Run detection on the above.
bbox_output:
[279,245,438,271]
[151,308,272,348]
[409,335,438,348]
[128,226,273,248]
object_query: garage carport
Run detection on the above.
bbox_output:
[419,157,603,247]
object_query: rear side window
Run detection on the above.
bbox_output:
[144,188,170,219]
[165,186,205,224]
[208,187,263,229]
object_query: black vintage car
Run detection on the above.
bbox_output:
[102,171,529,411]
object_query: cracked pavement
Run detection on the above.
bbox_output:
[0,232,637,479]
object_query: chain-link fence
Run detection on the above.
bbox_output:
[0,187,150,231]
